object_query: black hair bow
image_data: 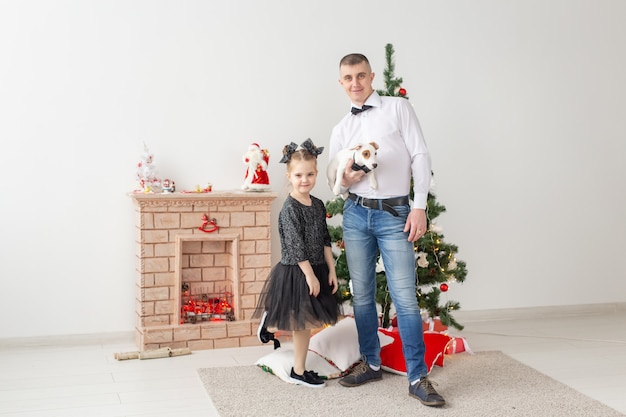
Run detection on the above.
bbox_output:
[279,142,298,163]
[300,138,324,158]
[279,139,324,163]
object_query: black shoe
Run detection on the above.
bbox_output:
[338,360,383,387]
[257,311,281,349]
[289,368,325,388]
[409,377,445,407]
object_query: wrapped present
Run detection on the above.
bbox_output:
[391,315,448,333]
[379,327,452,375]
[445,336,473,355]
[422,316,448,333]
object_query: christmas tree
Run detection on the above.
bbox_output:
[376,43,409,99]
[136,142,160,193]
[326,44,467,330]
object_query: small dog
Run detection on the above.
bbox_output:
[327,142,379,197]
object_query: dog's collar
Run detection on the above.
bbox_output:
[351,151,371,173]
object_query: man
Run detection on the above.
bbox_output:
[328,53,445,407]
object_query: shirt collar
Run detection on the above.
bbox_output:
[351,91,381,110]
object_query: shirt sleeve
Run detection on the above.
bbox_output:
[328,116,353,194]
[398,99,432,209]
[328,122,345,162]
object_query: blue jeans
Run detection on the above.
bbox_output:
[342,197,428,381]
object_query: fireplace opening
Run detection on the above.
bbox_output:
[174,234,240,325]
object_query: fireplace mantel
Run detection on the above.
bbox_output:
[129,190,278,351]
[131,190,278,207]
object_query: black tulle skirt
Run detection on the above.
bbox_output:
[252,262,341,331]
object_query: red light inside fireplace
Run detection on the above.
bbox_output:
[181,283,234,324]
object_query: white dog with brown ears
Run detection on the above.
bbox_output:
[327,142,379,198]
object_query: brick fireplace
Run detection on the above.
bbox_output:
[129,190,278,351]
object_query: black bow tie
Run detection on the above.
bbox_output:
[351,105,372,115]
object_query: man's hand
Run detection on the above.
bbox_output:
[341,158,366,188]
[404,208,427,242]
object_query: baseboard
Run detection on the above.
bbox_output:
[452,302,626,323]
[0,331,134,348]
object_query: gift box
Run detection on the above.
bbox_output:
[422,317,448,333]
[391,315,448,333]
[445,336,472,355]
[379,327,452,375]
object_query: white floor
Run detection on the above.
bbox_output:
[1,305,625,417]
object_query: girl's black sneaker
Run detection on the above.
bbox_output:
[257,311,281,349]
[289,368,325,388]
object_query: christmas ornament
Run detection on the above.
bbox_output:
[180,286,234,323]
[198,214,219,233]
[417,251,429,268]
[440,283,449,292]
[242,143,270,191]
[399,88,407,96]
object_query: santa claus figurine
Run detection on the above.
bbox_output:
[242,143,270,191]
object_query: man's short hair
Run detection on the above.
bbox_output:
[339,53,370,68]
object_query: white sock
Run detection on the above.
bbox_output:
[369,364,380,371]
[410,378,421,386]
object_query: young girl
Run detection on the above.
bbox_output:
[254,138,341,388]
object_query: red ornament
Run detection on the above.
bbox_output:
[440,283,449,292]
[399,88,407,96]
[326,213,332,218]
[199,214,219,233]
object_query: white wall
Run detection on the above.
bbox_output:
[1,0,624,338]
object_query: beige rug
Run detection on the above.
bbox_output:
[197,351,624,417]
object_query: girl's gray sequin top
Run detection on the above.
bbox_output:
[278,195,331,266]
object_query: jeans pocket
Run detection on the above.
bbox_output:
[390,204,410,219]
[343,198,356,214]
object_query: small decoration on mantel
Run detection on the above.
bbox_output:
[198,213,219,233]
[161,178,175,193]
[242,143,270,191]
[135,142,161,193]
[181,182,212,193]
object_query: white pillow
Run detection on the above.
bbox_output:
[255,348,342,383]
[308,317,393,372]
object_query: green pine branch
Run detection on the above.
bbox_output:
[376,43,409,100]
